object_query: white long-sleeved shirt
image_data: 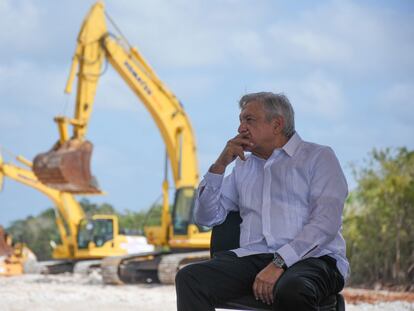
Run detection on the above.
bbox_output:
[194,133,349,279]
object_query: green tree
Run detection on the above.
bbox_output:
[7,208,60,260]
[79,198,116,215]
[344,148,414,286]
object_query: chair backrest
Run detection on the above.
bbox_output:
[210,211,242,257]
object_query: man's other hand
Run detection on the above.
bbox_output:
[253,263,284,305]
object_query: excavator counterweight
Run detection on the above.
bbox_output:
[33,139,100,194]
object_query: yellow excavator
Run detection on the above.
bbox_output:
[0,152,154,274]
[31,1,210,284]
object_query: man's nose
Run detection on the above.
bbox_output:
[238,122,246,133]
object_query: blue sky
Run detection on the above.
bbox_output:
[1,0,413,227]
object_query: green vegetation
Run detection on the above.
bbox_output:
[343,147,414,286]
[6,208,61,261]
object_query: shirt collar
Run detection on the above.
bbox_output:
[251,132,302,161]
[282,132,302,157]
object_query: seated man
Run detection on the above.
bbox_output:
[175,92,348,311]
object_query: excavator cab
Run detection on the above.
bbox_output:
[77,217,115,249]
[33,139,101,194]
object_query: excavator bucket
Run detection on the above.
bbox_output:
[33,140,101,194]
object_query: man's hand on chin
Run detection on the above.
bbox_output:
[253,263,284,305]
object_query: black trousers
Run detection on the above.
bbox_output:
[175,251,344,311]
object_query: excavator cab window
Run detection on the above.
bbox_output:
[172,188,194,235]
[172,187,210,235]
[77,219,94,249]
[93,218,114,246]
[77,218,114,248]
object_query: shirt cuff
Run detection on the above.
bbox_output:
[203,172,224,188]
[276,244,299,268]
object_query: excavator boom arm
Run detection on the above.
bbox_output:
[0,156,85,253]
[33,1,198,194]
[64,2,198,188]
[102,35,199,188]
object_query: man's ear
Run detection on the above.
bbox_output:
[273,116,284,134]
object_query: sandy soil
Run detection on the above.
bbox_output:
[0,274,413,311]
[343,288,414,304]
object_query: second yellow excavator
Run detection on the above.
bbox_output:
[0,152,154,274]
[31,1,211,284]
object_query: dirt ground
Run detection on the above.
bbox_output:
[0,274,413,311]
[343,287,414,304]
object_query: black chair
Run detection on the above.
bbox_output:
[210,212,345,311]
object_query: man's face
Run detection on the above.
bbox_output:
[238,101,279,156]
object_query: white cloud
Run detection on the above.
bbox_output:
[269,26,351,64]
[94,68,145,113]
[3,1,413,77]
[266,1,413,73]
[297,72,345,119]
[230,31,273,69]
[0,0,43,50]
[0,111,23,129]
[385,83,414,104]
[166,74,215,101]
[253,71,346,120]
[105,0,274,68]
[109,0,225,67]
[382,82,414,124]
[0,61,66,114]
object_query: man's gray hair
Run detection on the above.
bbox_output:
[239,92,295,138]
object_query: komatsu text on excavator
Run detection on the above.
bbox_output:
[32,1,211,284]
